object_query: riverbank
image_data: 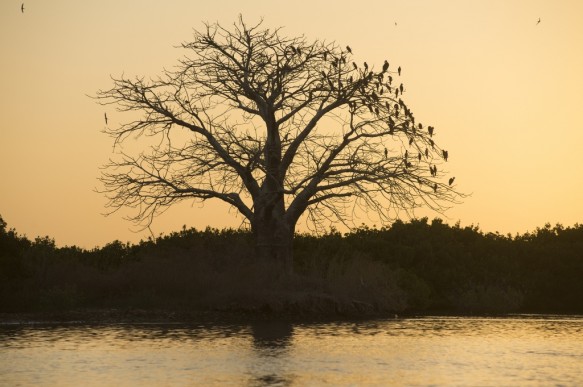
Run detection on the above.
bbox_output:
[3,216,583,317]
[0,305,399,325]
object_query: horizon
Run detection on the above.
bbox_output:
[1,1,582,248]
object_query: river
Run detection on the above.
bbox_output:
[1,315,582,386]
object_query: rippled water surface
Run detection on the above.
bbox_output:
[1,315,582,386]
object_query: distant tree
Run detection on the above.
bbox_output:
[96,17,463,273]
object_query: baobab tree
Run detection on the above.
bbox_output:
[96,18,462,272]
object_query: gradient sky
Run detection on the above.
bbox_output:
[1,0,582,248]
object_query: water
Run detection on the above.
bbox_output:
[1,316,582,386]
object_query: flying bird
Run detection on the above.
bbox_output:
[104,113,108,125]
[536,18,541,25]
[21,3,25,13]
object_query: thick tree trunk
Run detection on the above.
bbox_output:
[252,207,295,275]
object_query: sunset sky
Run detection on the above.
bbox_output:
[1,0,582,248]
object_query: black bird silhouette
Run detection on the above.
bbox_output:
[104,113,108,125]
[442,150,449,161]
[418,153,422,161]
[449,177,455,186]
[383,60,389,72]
[425,148,429,157]
[536,18,541,25]
[428,126,434,137]
[398,66,402,76]
[433,183,438,193]
[352,62,358,70]
[323,51,328,61]
[384,147,388,158]
[346,45,352,53]
[21,3,25,13]
[399,83,404,93]
[364,62,368,71]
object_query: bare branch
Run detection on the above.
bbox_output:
[95,17,465,237]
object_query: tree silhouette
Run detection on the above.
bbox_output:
[96,17,462,272]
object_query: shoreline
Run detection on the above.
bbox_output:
[2,308,581,326]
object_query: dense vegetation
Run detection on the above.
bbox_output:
[1,215,582,316]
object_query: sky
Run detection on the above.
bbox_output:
[1,0,582,248]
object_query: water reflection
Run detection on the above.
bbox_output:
[248,321,295,386]
[1,316,583,386]
[251,321,294,349]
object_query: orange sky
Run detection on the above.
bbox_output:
[1,0,582,248]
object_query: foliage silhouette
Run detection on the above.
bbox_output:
[1,215,582,316]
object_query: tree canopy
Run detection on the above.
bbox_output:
[96,17,463,267]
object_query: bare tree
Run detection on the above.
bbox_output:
[96,17,463,272]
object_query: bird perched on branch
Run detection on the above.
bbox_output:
[449,177,455,186]
[104,113,108,125]
[346,45,352,53]
[383,60,389,72]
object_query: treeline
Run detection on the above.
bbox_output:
[1,215,582,315]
